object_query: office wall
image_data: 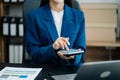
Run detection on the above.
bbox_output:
[77,0,120,62]
[78,0,120,38]
[78,0,119,3]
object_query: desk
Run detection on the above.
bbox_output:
[1,61,120,80]
[0,63,79,80]
[87,41,120,47]
[87,41,120,60]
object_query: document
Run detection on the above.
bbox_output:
[0,67,42,80]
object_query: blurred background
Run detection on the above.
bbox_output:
[0,0,120,64]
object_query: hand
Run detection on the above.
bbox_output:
[57,51,75,60]
[52,37,70,50]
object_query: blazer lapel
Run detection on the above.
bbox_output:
[42,4,74,43]
[43,4,59,42]
[61,5,74,38]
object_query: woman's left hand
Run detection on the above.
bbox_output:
[57,51,75,60]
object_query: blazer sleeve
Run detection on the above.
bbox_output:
[72,11,86,66]
[25,12,57,64]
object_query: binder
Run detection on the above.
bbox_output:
[18,45,23,63]
[2,17,10,36]
[11,0,17,3]
[3,0,24,3]
[9,44,23,63]
[14,45,19,63]
[10,17,17,37]
[9,44,15,63]
[18,0,24,3]
[18,17,24,37]
[2,0,10,3]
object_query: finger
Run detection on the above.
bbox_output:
[62,37,70,45]
[61,37,70,46]
[54,42,59,47]
[53,37,64,50]
[58,53,71,59]
[63,42,69,50]
[78,48,82,51]
[57,41,64,49]
[70,56,75,59]
[53,42,60,50]
[57,51,71,59]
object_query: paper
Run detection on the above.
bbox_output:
[0,67,42,80]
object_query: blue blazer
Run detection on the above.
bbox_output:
[26,4,86,66]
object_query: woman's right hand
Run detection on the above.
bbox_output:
[52,37,70,50]
[53,37,75,60]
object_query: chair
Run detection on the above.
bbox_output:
[23,0,41,19]
[23,0,80,17]
[72,0,81,10]
[23,0,81,63]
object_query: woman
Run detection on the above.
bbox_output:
[25,0,86,66]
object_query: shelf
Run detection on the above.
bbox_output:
[0,1,24,63]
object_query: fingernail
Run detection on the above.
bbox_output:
[68,42,70,45]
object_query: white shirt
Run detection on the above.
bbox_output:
[51,10,64,37]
